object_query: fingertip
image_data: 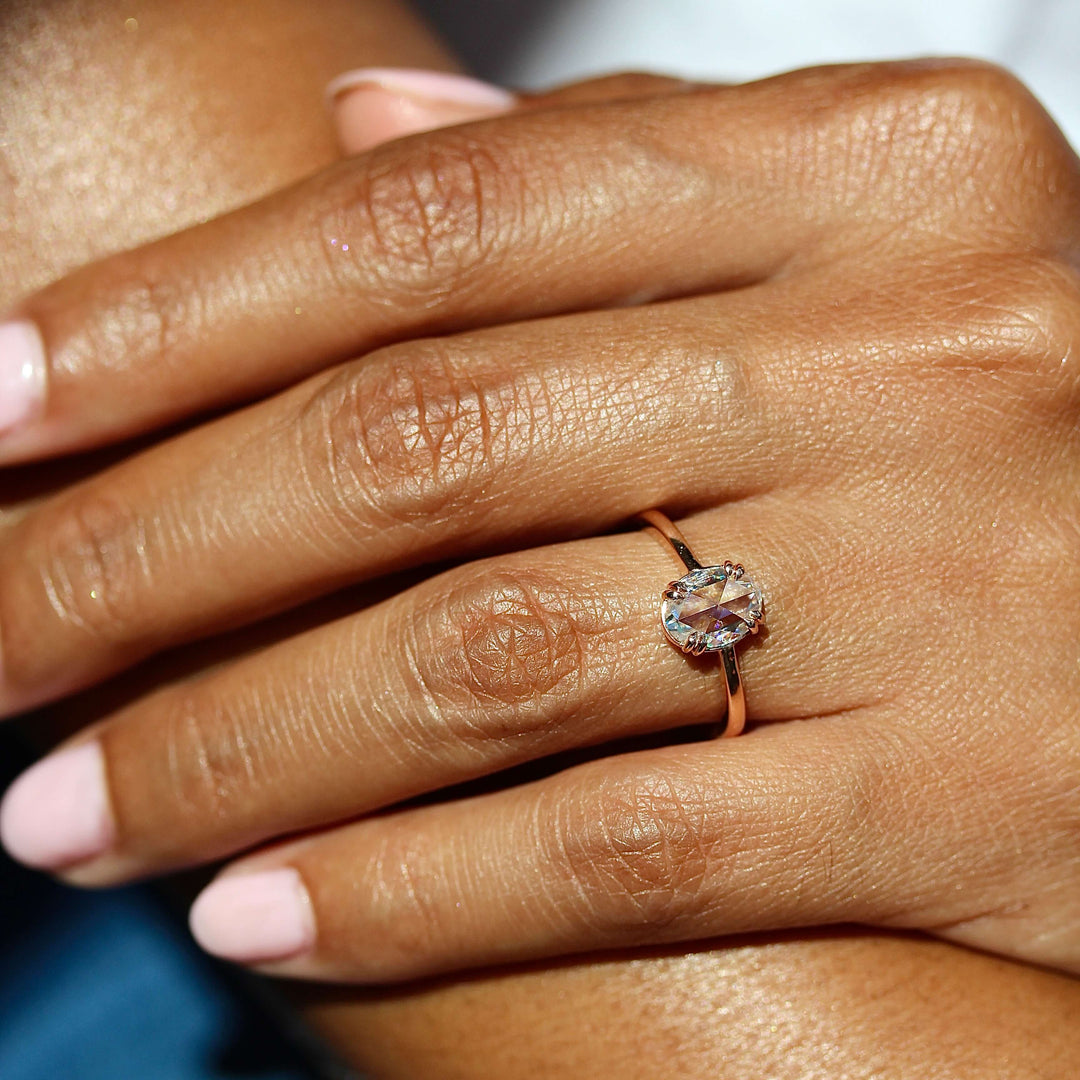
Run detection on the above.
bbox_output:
[0,318,47,458]
[0,741,115,871]
[331,87,442,155]
[325,68,516,111]
[190,867,316,966]
[327,68,516,154]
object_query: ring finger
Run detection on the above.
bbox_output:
[0,498,894,885]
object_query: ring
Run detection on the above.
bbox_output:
[639,510,764,737]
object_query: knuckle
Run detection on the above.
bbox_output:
[32,492,151,647]
[63,254,193,374]
[836,61,1075,227]
[884,61,1050,157]
[995,259,1080,385]
[548,767,717,938]
[302,343,523,533]
[971,256,1080,404]
[325,135,508,307]
[155,687,240,824]
[902,58,1040,121]
[408,565,628,743]
[354,830,453,978]
[917,254,1080,409]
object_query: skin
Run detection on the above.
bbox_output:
[300,933,1080,1079]
[2,60,1079,974]
[0,0,455,289]
[1,1,1078,1076]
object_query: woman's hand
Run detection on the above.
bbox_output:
[1,60,1078,981]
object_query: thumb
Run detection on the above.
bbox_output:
[327,69,698,155]
[327,69,517,155]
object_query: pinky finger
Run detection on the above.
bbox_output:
[186,715,1027,984]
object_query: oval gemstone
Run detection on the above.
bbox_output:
[660,565,763,653]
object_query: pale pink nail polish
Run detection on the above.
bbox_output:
[0,742,115,870]
[326,68,516,110]
[327,68,516,154]
[0,320,47,436]
[190,869,316,965]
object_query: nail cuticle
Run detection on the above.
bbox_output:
[325,67,516,110]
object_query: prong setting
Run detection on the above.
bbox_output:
[639,509,757,740]
[659,563,764,654]
[663,582,689,602]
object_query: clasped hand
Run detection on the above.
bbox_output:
[1,61,1078,983]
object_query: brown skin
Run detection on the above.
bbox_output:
[3,63,1079,977]
[0,0,455,290]
[1,2,1078,1077]
[302,934,1080,1080]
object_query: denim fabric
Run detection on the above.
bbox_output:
[0,730,322,1080]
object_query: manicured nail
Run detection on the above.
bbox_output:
[0,741,114,870]
[190,868,316,965]
[0,320,47,436]
[327,68,516,154]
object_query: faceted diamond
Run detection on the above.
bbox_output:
[660,565,764,653]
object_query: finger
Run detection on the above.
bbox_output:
[0,269,897,718]
[0,60,990,464]
[3,494,871,882]
[183,714,1015,983]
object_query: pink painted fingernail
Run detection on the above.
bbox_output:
[0,320,47,437]
[190,869,316,965]
[0,742,115,870]
[327,68,516,154]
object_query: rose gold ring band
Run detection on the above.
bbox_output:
[639,509,761,738]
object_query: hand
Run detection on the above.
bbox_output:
[1,60,1077,982]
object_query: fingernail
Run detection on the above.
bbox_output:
[0,742,114,870]
[190,868,316,965]
[327,68,516,154]
[0,320,47,436]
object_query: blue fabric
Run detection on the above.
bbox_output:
[0,733,320,1080]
